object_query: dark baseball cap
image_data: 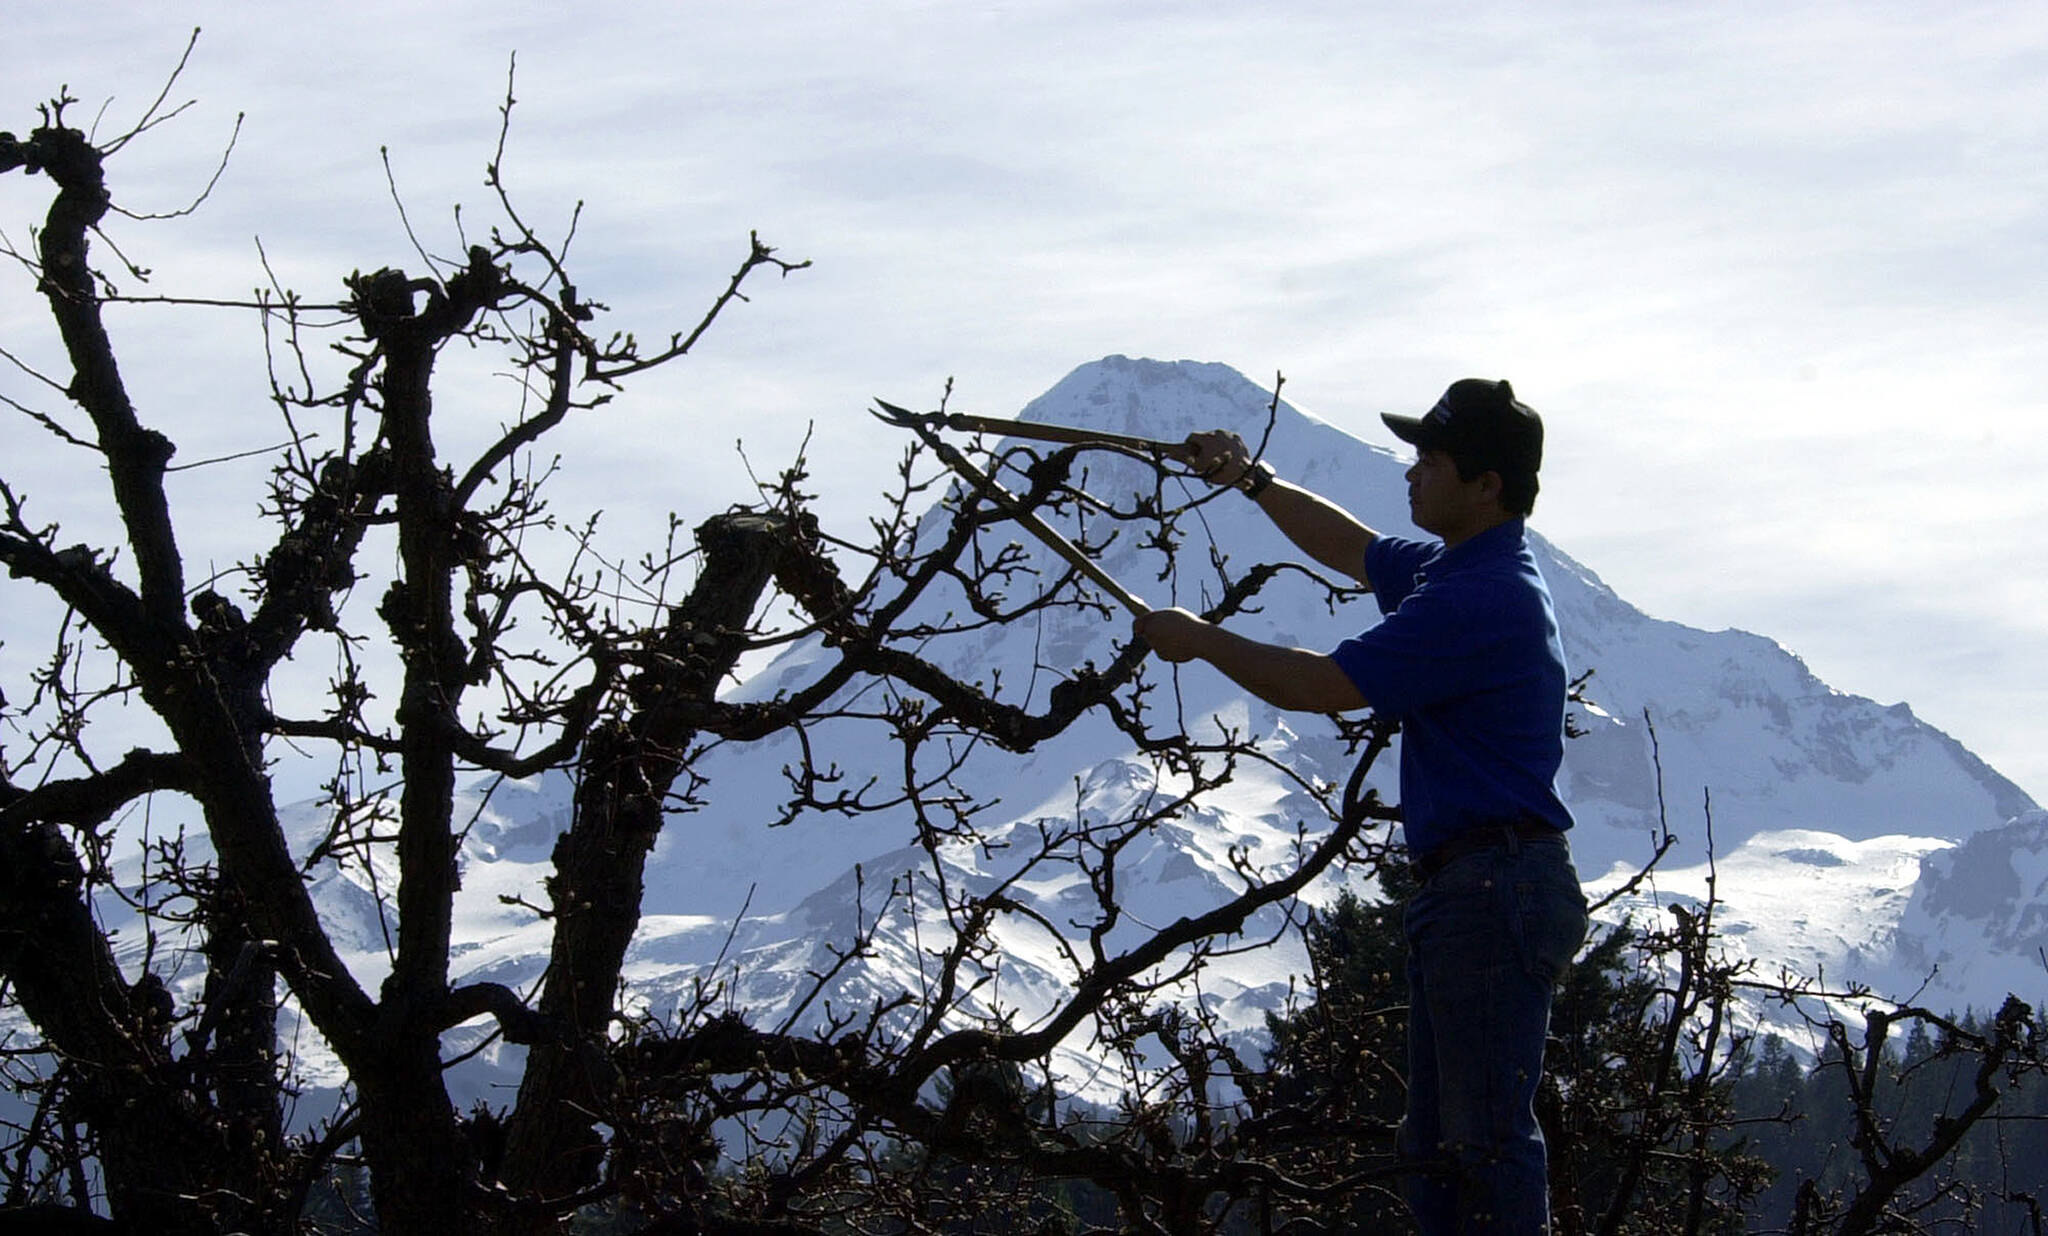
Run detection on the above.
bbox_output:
[1381,378,1543,476]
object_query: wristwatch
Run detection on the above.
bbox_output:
[1236,460,1276,499]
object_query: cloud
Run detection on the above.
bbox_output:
[7,2,2046,803]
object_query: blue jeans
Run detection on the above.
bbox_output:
[1399,833,1588,1236]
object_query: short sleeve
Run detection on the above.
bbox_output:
[1328,582,1484,714]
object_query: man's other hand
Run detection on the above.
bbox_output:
[1132,607,1213,663]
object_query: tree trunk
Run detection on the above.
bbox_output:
[357,1041,478,1234]
[496,512,794,1224]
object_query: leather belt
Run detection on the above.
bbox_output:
[1411,819,1561,883]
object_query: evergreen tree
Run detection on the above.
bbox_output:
[1258,876,1415,1232]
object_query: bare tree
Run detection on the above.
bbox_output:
[1754,990,2048,1236]
[0,58,1406,1235]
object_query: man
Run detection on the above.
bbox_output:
[1133,378,1590,1235]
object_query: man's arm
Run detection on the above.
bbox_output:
[1184,430,1377,588]
[1132,607,1367,714]
[1249,478,1378,588]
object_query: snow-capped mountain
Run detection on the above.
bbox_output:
[88,357,2048,1108]
[542,359,2037,1075]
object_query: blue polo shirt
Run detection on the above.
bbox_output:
[1329,519,1574,857]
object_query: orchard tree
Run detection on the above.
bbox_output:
[0,54,1403,1236]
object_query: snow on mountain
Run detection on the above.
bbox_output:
[995,358,2031,856]
[1583,829,1956,993]
[1582,814,2048,1045]
[604,356,2040,1071]
[1883,809,2048,1013]
[59,356,2043,1114]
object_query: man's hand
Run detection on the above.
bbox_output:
[1182,429,1252,488]
[1131,606,1213,663]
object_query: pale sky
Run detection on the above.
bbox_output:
[7,2,2046,805]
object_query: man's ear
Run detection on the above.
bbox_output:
[1476,469,1505,502]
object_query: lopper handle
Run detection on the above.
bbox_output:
[876,401,1196,460]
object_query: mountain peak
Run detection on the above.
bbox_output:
[218,356,2042,1119]
[1018,355,1325,444]
[992,358,2037,850]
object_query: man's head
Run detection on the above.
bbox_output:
[1381,379,1543,516]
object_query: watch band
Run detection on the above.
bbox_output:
[1237,460,1276,499]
